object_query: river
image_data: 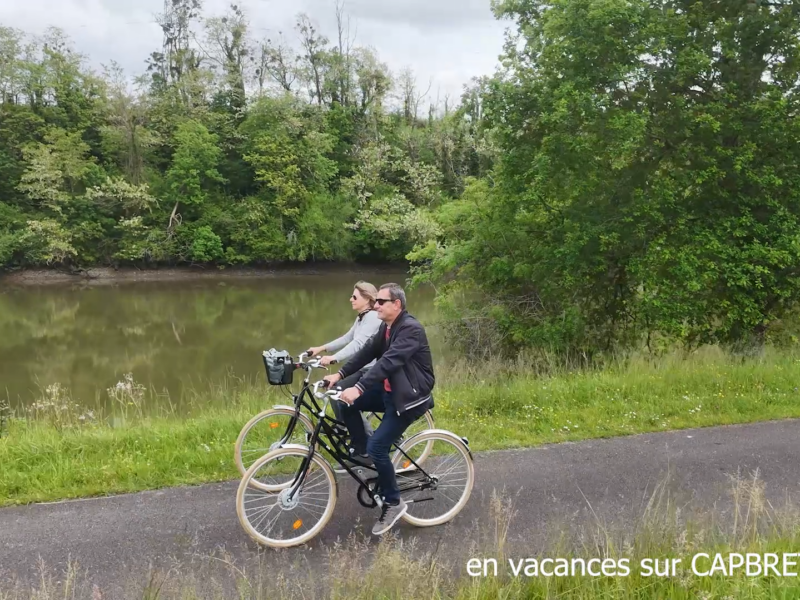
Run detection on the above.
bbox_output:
[0,270,439,412]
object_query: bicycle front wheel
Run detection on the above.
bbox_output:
[236,445,337,549]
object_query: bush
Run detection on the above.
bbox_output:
[190,225,224,262]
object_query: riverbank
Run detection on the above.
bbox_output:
[0,262,410,286]
[2,347,799,506]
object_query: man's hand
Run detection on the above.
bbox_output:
[320,355,336,367]
[322,373,341,388]
[307,346,325,357]
[339,386,361,405]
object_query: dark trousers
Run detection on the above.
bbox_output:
[340,384,429,504]
[331,371,373,435]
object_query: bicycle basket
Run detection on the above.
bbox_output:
[262,349,296,386]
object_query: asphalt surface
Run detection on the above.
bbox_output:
[2,419,800,596]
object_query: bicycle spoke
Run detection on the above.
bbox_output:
[237,448,337,547]
[392,433,474,526]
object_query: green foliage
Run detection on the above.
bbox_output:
[415,0,800,356]
[18,219,77,265]
[112,217,151,262]
[0,21,486,272]
[352,193,441,261]
[16,127,98,213]
[0,230,21,266]
[165,120,225,209]
[85,176,159,218]
[190,224,224,262]
[5,2,800,363]
[242,98,337,220]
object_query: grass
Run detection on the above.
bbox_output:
[2,472,799,599]
[1,346,800,506]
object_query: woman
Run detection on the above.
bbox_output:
[308,281,381,369]
[308,281,381,431]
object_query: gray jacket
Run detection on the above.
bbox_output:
[323,309,381,368]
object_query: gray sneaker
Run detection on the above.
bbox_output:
[372,499,408,535]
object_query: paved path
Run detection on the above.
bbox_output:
[2,420,799,596]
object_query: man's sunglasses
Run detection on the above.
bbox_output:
[374,298,395,306]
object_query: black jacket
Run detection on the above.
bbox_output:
[337,310,435,414]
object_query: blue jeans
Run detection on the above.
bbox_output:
[340,384,429,504]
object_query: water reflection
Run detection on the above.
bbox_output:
[0,273,438,411]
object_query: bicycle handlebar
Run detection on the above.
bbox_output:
[295,352,337,371]
[312,380,342,402]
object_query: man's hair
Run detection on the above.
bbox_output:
[380,283,406,310]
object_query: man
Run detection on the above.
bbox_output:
[323,282,435,536]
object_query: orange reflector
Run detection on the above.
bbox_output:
[403,460,411,468]
[293,519,303,530]
[269,422,280,429]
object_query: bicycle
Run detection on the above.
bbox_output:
[236,380,475,548]
[234,351,435,477]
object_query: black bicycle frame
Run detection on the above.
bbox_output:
[276,370,347,446]
[286,397,434,505]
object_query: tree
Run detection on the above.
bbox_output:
[17,127,95,213]
[296,14,330,106]
[0,26,26,104]
[165,119,224,230]
[417,0,800,355]
[353,47,391,117]
[85,177,158,219]
[254,34,297,94]
[203,3,249,114]
[0,13,474,271]
[326,0,357,107]
[397,67,431,126]
[100,63,159,184]
[18,219,77,265]
[241,96,337,219]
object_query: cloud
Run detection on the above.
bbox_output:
[0,0,509,101]
[302,0,502,31]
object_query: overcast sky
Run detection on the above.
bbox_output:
[1,0,510,103]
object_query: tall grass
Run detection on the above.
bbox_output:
[2,473,799,599]
[1,347,799,505]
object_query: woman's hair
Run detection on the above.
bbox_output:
[354,281,378,308]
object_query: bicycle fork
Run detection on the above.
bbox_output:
[286,398,331,502]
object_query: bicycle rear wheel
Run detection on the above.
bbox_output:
[234,407,315,478]
[236,445,337,548]
[327,409,436,475]
[368,409,435,465]
[391,430,474,527]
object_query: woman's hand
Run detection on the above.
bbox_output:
[320,355,336,367]
[307,346,325,357]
